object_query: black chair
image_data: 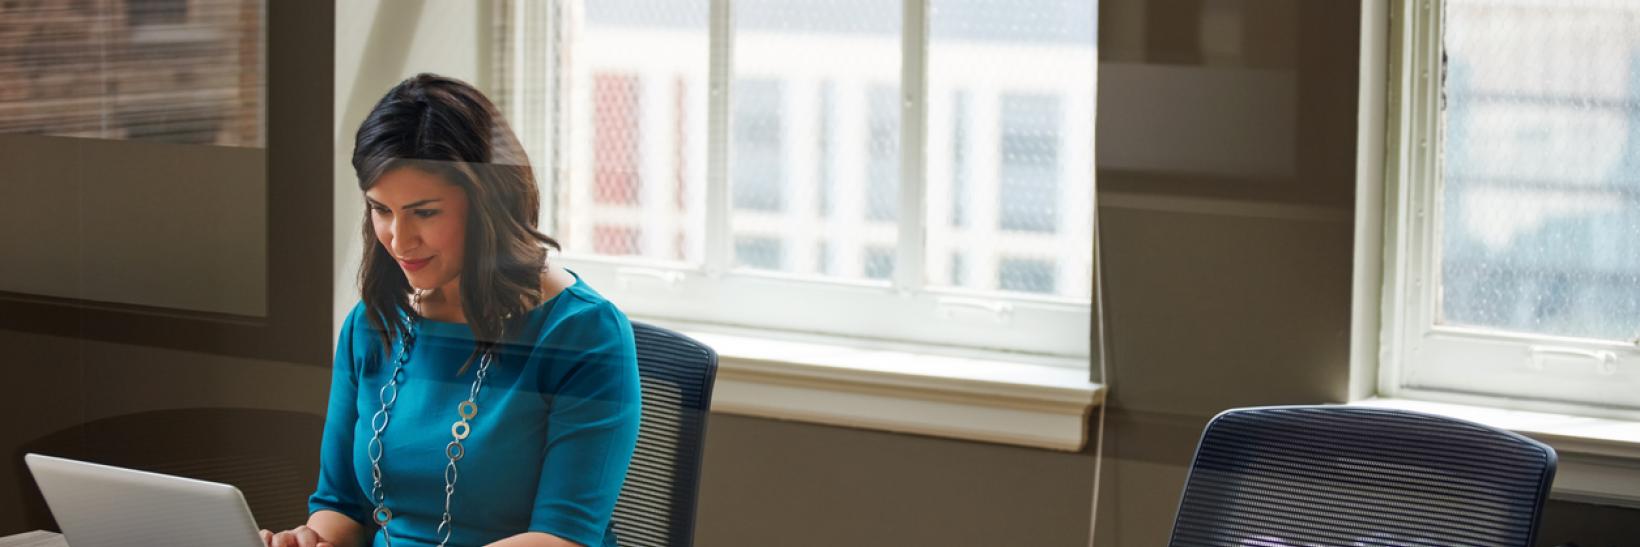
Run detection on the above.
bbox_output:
[610,322,719,547]
[1169,405,1557,547]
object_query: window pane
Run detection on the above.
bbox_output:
[734,236,783,270]
[1441,0,1640,342]
[559,0,708,263]
[593,224,642,256]
[863,246,895,280]
[998,257,1056,294]
[731,0,901,278]
[0,0,266,146]
[128,0,190,26]
[818,81,836,219]
[925,0,1095,299]
[866,85,900,222]
[594,74,642,206]
[951,91,971,228]
[999,94,1061,233]
[733,78,784,211]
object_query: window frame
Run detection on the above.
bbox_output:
[500,0,1095,363]
[1379,0,1640,419]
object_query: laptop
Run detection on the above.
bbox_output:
[23,453,265,547]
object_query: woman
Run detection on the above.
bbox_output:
[263,74,641,547]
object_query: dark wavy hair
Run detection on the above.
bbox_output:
[352,73,559,371]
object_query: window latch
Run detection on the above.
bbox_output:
[615,266,684,291]
[1526,345,1618,376]
[935,296,1014,325]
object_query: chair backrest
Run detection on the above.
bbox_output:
[610,322,719,547]
[1169,405,1557,547]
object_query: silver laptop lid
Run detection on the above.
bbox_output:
[23,453,264,547]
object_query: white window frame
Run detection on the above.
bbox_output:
[501,0,1095,365]
[1378,0,1640,420]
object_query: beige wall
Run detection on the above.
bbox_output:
[333,0,493,334]
[0,137,267,316]
[1089,2,1353,543]
[4,1,1639,545]
[0,0,335,534]
[696,415,1097,546]
[693,2,1640,546]
[0,0,269,316]
[1089,2,1640,546]
[0,330,331,534]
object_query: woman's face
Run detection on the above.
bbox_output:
[366,167,470,292]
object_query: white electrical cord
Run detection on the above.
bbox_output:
[1085,207,1112,547]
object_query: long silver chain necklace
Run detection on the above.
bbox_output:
[366,291,499,546]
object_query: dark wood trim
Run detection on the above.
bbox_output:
[0,0,334,366]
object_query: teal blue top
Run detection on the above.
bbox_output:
[309,273,641,547]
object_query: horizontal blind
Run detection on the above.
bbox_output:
[0,0,265,147]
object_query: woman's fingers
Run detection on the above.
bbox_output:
[260,525,328,547]
[293,525,324,547]
[267,528,305,547]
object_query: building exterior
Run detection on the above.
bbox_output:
[1442,0,1640,342]
[531,0,1096,299]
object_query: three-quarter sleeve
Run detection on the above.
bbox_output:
[307,304,374,526]
[527,303,642,547]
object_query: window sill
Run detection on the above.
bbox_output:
[1353,398,1640,508]
[652,322,1104,451]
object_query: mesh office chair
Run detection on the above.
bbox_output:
[610,322,719,547]
[1169,405,1556,547]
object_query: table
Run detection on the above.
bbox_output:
[0,531,65,547]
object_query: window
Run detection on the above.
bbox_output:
[863,246,896,281]
[999,258,1056,295]
[127,0,190,27]
[499,0,1096,359]
[817,80,837,219]
[950,90,971,229]
[866,85,902,223]
[734,236,783,270]
[0,0,268,317]
[593,225,642,256]
[999,94,1061,234]
[0,0,334,366]
[731,78,784,213]
[2,0,265,146]
[592,74,643,206]
[1383,0,1640,415]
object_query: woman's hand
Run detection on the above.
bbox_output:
[260,525,335,547]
